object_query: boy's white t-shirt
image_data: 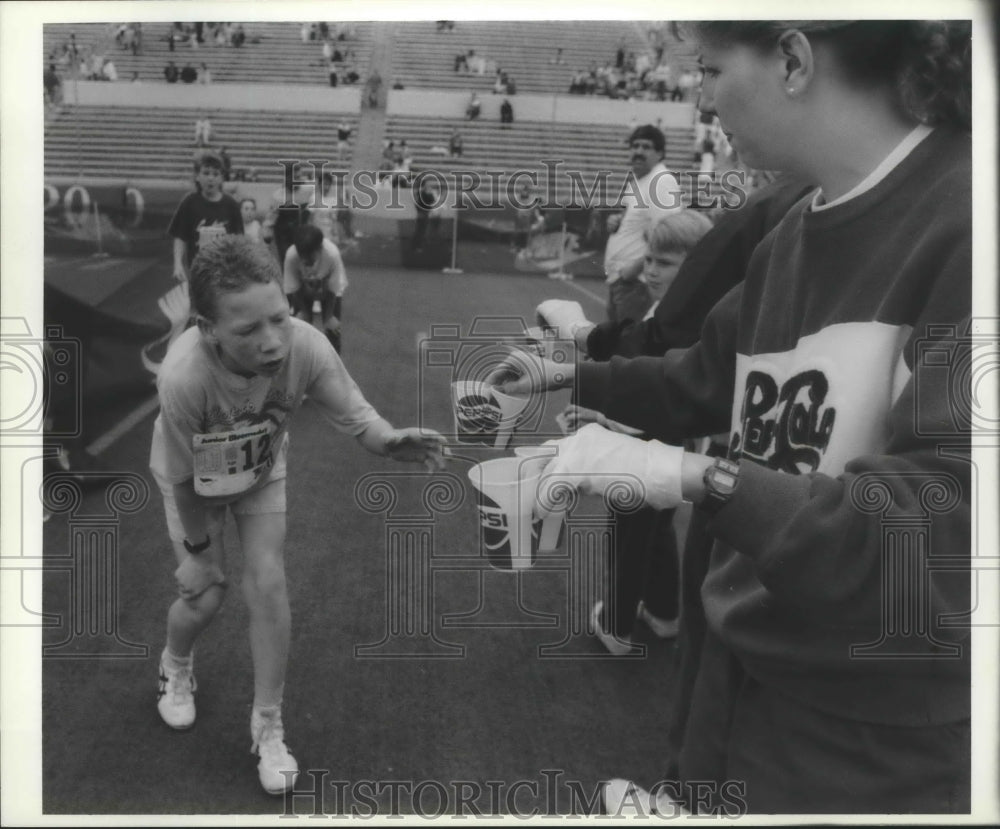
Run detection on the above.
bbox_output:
[283,238,349,298]
[149,318,379,500]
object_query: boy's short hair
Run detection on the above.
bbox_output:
[189,235,282,321]
[293,224,324,258]
[240,196,257,210]
[647,209,714,254]
[195,149,225,173]
[628,124,666,154]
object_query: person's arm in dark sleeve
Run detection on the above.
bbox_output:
[576,283,742,444]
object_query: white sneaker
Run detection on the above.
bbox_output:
[590,600,636,656]
[637,600,679,639]
[157,654,196,729]
[250,708,299,795]
[602,778,690,818]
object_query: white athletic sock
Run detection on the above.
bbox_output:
[162,646,193,671]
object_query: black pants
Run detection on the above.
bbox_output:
[605,506,679,637]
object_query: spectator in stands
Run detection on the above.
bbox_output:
[194,115,213,147]
[89,52,105,80]
[449,128,464,158]
[241,198,263,242]
[343,63,361,85]
[550,46,565,65]
[180,62,198,84]
[322,38,334,63]
[328,64,339,87]
[199,63,212,85]
[493,69,507,95]
[101,58,118,82]
[164,61,180,83]
[469,52,487,75]
[168,28,176,52]
[43,64,61,106]
[454,51,467,72]
[168,150,243,282]
[131,71,142,84]
[336,120,352,162]
[231,24,246,48]
[465,92,481,121]
[603,124,681,324]
[437,20,455,32]
[213,23,229,46]
[500,98,514,128]
[506,75,517,95]
[677,68,698,102]
[392,78,405,90]
[366,70,383,108]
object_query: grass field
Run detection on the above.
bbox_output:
[40,262,681,818]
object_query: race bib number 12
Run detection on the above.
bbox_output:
[193,423,274,497]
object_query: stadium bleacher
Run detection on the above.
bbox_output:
[390,20,653,95]
[44,105,359,183]
[44,19,729,204]
[383,115,703,205]
[44,21,375,86]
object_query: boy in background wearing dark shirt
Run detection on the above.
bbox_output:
[168,150,243,282]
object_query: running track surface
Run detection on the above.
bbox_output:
[40,263,681,817]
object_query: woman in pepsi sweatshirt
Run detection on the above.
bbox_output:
[494,20,973,814]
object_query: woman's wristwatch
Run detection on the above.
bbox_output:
[700,457,741,515]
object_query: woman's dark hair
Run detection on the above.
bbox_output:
[677,20,971,131]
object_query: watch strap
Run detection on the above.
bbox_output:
[183,536,211,555]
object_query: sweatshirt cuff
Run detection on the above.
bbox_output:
[707,459,811,562]
[574,360,613,413]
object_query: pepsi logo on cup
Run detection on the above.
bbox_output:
[455,391,503,445]
[475,493,541,570]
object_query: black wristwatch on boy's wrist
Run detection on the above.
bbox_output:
[700,457,741,515]
[183,536,211,555]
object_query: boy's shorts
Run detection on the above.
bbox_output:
[156,473,286,544]
[153,432,289,543]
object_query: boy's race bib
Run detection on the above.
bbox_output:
[193,423,276,497]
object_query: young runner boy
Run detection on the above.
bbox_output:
[284,224,347,352]
[149,235,444,795]
[168,150,243,282]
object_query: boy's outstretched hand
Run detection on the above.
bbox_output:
[385,428,447,472]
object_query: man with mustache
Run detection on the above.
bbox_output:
[603,124,682,325]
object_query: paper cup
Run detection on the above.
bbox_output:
[452,380,529,450]
[467,457,543,570]
[514,445,566,552]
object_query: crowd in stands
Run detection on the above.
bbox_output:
[314,23,362,88]
[163,60,213,84]
[568,56,700,102]
[167,22,247,50]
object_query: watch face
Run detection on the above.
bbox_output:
[715,469,738,491]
